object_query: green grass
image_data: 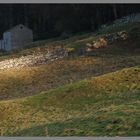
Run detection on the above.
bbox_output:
[0,54,139,100]
[0,21,139,136]
[0,66,139,136]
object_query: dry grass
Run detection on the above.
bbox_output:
[0,66,139,136]
[0,21,139,136]
[0,54,139,100]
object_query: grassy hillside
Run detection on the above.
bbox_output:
[0,54,139,100]
[0,22,139,100]
[0,66,139,136]
[0,22,139,60]
[0,21,139,136]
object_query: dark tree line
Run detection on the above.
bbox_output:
[0,4,140,40]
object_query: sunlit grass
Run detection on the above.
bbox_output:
[0,21,139,136]
[0,66,139,136]
[0,54,139,100]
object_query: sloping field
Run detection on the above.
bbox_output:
[0,66,139,136]
[0,20,139,136]
[0,54,139,100]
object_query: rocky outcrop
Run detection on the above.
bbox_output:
[86,31,128,52]
[0,47,67,70]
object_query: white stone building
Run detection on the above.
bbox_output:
[0,24,33,51]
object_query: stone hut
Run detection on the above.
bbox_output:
[0,24,33,51]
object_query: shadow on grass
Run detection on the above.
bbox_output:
[11,117,109,136]
[11,114,140,137]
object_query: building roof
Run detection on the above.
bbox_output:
[4,24,32,33]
